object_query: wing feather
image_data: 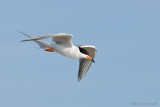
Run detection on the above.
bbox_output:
[79,45,96,59]
[78,46,97,81]
[78,59,92,81]
[21,33,73,46]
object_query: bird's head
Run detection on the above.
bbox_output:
[86,55,95,63]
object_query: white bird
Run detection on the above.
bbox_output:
[19,31,97,81]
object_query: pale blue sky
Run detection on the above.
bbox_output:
[0,0,160,107]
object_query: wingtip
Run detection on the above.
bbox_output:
[78,79,81,82]
[20,40,28,42]
[20,38,34,42]
[20,40,24,42]
[77,77,81,82]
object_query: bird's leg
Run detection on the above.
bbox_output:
[45,48,54,52]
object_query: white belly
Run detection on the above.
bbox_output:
[53,43,82,59]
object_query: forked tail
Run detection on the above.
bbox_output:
[18,31,53,50]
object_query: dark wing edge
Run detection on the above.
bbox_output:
[77,46,97,81]
[78,58,92,81]
[79,46,96,59]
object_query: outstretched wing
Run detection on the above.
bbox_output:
[21,33,73,46]
[78,46,97,81]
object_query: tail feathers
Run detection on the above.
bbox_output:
[35,40,52,49]
[18,31,31,38]
[19,31,52,49]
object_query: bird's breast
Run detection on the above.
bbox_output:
[53,43,82,59]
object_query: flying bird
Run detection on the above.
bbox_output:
[19,31,97,81]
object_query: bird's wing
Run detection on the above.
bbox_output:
[78,46,97,81]
[79,45,97,59]
[78,58,92,81]
[21,33,73,46]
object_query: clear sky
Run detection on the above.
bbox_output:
[0,0,160,107]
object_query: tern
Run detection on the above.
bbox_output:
[19,31,97,81]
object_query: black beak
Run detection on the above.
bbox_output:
[92,59,95,63]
